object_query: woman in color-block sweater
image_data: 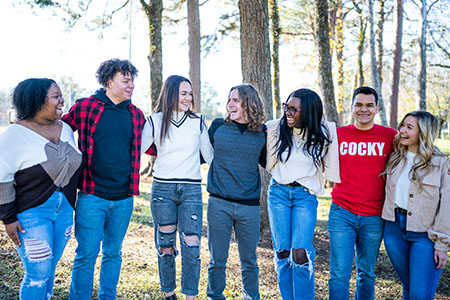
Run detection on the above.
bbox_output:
[0,78,81,299]
[382,111,449,299]
[265,89,340,300]
[141,75,213,300]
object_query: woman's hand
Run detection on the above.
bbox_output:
[4,221,25,247]
[434,249,448,270]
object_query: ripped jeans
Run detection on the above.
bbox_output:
[16,191,73,300]
[150,181,203,296]
[267,179,317,300]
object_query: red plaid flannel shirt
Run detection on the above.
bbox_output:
[62,96,146,196]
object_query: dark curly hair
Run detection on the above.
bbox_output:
[12,78,56,120]
[96,58,138,87]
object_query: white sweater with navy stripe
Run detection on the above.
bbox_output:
[141,111,213,184]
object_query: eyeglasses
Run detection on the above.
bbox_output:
[283,103,301,114]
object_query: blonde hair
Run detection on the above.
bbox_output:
[224,84,265,132]
[384,110,443,187]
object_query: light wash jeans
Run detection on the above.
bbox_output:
[70,192,133,300]
[328,202,384,300]
[267,179,317,300]
[16,191,73,300]
[207,196,260,300]
[150,181,203,296]
[384,211,443,300]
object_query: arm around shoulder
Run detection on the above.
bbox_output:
[265,119,281,173]
[323,121,340,183]
[200,115,214,164]
[141,116,155,156]
[61,101,79,131]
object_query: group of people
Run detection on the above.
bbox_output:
[0,58,448,300]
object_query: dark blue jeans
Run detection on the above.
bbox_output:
[70,192,133,300]
[150,181,203,296]
[328,202,384,300]
[384,211,443,300]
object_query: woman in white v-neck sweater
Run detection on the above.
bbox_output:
[141,75,213,300]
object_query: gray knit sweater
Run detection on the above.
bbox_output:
[207,118,266,206]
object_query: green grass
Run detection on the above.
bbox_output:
[436,138,450,154]
[0,125,449,299]
[0,182,449,299]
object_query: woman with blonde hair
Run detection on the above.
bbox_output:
[206,84,266,300]
[382,110,449,300]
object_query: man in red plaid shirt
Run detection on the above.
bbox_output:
[62,59,146,300]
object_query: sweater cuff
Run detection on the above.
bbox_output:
[2,215,18,225]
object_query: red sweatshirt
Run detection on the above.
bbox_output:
[331,124,397,216]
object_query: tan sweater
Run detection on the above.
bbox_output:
[382,154,450,251]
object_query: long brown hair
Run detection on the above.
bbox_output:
[224,84,265,132]
[154,75,199,143]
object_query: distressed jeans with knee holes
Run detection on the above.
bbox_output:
[267,179,317,300]
[16,191,73,300]
[150,181,203,296]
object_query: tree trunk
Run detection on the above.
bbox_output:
[140,0,163,112]
[417,0,427,110]
[238,0,273,236]
[314,0,339,125]
[187,0,201,113]
[389,0,403,128]
[368,0,388,126]
[377,0,385,86]
[353,0,366,89]
[336,0,345,125]
[140,0,163,177]
[270,0,281,118]
[357,18,367,88]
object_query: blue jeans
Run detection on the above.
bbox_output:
[328,202,384,300]
[70,192,133,300]
[207,196,260,300]
[150,181,203,296]
[384,211,443,300]
[16,191,73,300]
[267,179,317,300]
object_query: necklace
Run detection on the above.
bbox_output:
[293,135,303,154]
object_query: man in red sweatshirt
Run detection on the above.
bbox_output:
[328,86,397,300]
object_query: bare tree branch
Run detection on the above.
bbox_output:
[430,63,450,68]
[430,31,450,59]
[426,0,440,14]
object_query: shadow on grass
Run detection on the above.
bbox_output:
[316,219,328,231]
[139,191,152,202]
[130,213,154,226]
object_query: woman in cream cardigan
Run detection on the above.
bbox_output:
[382,110,449,300]
[265,88,340,300]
